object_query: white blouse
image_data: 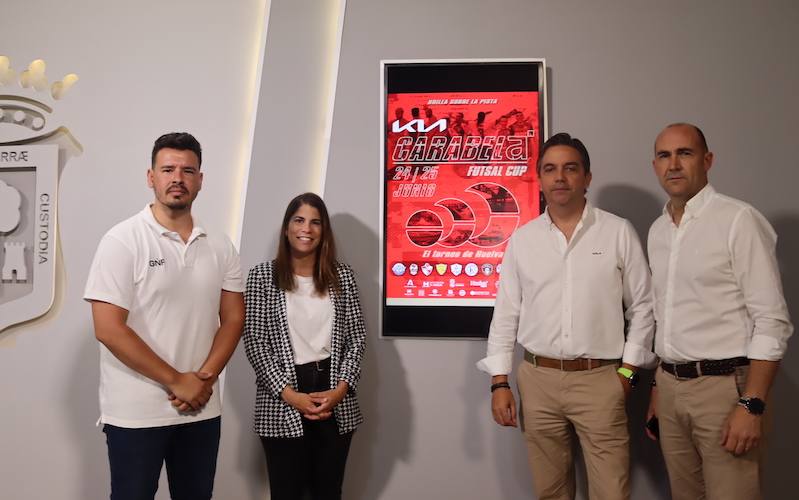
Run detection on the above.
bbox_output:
[286,275,334,364]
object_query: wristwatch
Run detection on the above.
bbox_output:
[490,382,511,393]
[738,396,766,415]
[617,367,639,388]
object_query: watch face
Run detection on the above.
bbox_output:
[743,397,766,415]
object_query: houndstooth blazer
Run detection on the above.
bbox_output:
[243,260,366,438]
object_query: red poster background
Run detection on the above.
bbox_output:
[384,91,541,305]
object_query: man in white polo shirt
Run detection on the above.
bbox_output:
[478,132,656,500]
[645,123,792,500]
[84,132,244,500]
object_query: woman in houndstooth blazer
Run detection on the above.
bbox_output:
[243,192,366,500]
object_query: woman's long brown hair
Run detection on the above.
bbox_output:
[274,192,340,295]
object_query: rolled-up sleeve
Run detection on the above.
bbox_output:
[477,235,521,376]
[730,208,793,360]
[619,221,657,368]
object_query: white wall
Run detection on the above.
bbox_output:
[0,1,266,498]
[2,1,799,499]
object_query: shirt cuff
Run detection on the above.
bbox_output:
[747,335,787,361]
[476,353,513,376]
[265,373,290,399]
[338,369,360,392]
[621,342,658,369]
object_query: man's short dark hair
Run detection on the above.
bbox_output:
[151,132,202,168]
[537,132,590,174]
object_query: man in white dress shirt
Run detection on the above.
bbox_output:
[478,132,656,500]
[645,123,792,500]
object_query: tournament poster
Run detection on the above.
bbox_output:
[384,91,541,307]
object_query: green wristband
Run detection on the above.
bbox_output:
[617,367,634,379]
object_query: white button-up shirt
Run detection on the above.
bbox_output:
[477,202,656,376]
[648,185,792,363]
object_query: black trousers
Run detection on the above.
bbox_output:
[261,360,354,500]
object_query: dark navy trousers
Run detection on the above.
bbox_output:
[103,416,221,500]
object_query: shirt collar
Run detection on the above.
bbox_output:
[662,184,715,221]
[140,204,207,239]
[542,199,594,230]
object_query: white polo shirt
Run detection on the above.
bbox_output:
[84,205,244,428]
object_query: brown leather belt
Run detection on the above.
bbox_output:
[524,351,619,371]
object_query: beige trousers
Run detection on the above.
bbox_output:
[655,366,761,500]
[516,362,630,500]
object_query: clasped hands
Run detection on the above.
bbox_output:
[167,371,216,412]
[282,384,348,421]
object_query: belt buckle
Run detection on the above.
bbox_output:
[314,360,324,372]
[560,358,565,371]
[674,362,697,380]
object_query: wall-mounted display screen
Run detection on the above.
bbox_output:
[381,60,547,338]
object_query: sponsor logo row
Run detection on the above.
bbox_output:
[391,261,500,277]
[402,287,494,298]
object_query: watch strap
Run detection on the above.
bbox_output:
[491,382,511,393]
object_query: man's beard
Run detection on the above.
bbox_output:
[164,199,190,210]
[158,190,193,211]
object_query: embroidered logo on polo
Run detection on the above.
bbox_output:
[0,56,82,334]
[149,259,166,267]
